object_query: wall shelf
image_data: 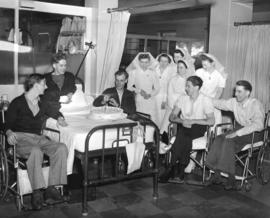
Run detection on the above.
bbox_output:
[59,31,84,36]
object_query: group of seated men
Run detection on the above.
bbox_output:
[168,76,265,191]
[4,69,265,210]
[90,70,265,190]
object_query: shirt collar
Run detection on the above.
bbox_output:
[239,98,251,108]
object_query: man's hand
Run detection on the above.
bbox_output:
[102,94,110,104]
[140,90,151,99]
[66,93,73,104]
[109,98,119,107]
[169,113,178,122]
[225,132,237,139]
[57,117,68,127]
[140,89,147,98]
[144,94,151,99]
[182,119,192,128]
[6,130,17,145]
[161,101,166,110]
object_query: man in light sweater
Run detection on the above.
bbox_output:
[206,80,265,190]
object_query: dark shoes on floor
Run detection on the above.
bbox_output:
[168,177,185,184]
[207,175,223,186]
[31,186,67,210]
[224,180,240,191]
[44,186,63,205]
[31,189,44,210]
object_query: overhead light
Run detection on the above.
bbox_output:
[19,0,35,9]
[0,40,32,53]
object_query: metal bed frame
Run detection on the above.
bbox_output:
[73,116,160,216]
[0,111,160,215]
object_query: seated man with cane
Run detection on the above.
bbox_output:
[206,80,265,190]
[5,74,68,210]
[169,76,215,183]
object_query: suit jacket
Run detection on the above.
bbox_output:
[93,87,136,115]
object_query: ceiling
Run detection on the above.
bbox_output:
[34,0,270,14]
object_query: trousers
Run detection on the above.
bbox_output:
[171,124,207,167]
[206,128,263,175]
[15,132,68,190]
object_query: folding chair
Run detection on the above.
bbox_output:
[213,111,270,191]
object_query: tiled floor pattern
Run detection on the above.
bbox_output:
[1,176,270,218]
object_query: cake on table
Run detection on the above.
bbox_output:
[60,87,92,115]
[88,106,127,120]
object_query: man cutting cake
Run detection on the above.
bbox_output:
[93,69,136,115]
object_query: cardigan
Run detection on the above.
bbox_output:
[5,94,60,135]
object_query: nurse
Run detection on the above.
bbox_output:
[195,53,227,100]
[172,48,195,74]
[195,53,227,125]
[155,53,175,128]
[127,52,160,125]
[160,59,194,137]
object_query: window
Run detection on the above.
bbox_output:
[0,8,15,84]
[121,34,178,67]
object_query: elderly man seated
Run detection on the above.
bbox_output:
[169,76,215,183]
[5,74,68,210]
[93,69,136,115]
[206,80,265,190]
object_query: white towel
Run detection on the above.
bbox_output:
[126,124,145,174]
[126,141,145,174]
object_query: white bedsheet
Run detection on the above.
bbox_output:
[44,87,156,175]
[46,116,156,175]
[46,116,140,175]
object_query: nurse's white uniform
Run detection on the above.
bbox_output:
[195,68,226,125]
[159,74,186,133]
[155,65,176,128]
[128,68,160,125]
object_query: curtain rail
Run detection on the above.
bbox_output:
[234,21,270,26]
[107,0,188,13]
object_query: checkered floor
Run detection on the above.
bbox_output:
[1,174,270,218]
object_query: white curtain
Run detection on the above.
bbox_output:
[225,25,270,109]
[98,11,130,93]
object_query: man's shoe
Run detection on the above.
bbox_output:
[168,177,185,184]
[206,175,223,186]
[224,182,240,191]
[205,170,223,186]
[44,186,63,205]
[224,180,240,191]
[31,189,43,210]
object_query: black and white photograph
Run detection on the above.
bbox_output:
[0,0,270,217]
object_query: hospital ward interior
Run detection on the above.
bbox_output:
[1,0,270,217]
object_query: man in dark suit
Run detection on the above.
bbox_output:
[93,69,136,115]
